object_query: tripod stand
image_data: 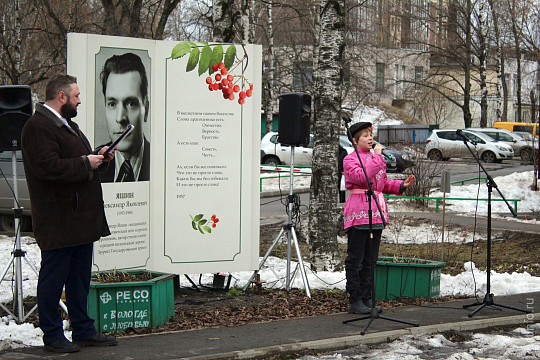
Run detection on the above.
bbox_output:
[0,151,68,323]
[244,146,311,297]
[0,150,38,323]
[457,132,531,317]
[341,118,418,334]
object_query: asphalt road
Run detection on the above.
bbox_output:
[260,158,536,219]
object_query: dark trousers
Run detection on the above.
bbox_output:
[38,242,96,344]
[345,227,382,303]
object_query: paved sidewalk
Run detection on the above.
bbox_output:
[1,292,538,359]
[394,211,540,234]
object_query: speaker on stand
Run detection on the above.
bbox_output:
[245,92,312,297]
[278,92,311,147]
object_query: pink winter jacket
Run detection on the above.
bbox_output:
[343,149,404,229]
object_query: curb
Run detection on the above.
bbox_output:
[260,187,310,198]
[181,314,537,360]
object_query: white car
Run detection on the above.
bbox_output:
[426,129,514,163]
[260,132,314,166]
[260,132,398,170]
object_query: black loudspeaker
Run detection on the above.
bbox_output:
[0,85,32,151]
[278,92,311,147]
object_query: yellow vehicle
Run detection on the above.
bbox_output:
[493,122,538,137]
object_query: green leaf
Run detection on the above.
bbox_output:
[199,219,208,226]
[171,41,192,59]
[186,47,200,72]
[198,224,204,234]
[193,214,204,222]
[203,226,211,233]
[191,221,197,230]
[198,45,212,76]
[224,44,236,69]
[210,45,224,72]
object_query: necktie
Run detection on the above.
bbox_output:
[116,159,135,182]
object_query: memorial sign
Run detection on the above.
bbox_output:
[67,33,261,274]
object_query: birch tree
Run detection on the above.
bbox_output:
[488,0,508,122]
[212,0,236,42]
[308,0,345,271]
[263,1,275,133]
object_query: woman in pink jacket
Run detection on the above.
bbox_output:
[343,122,415,314]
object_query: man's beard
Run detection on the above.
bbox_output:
[60,101,77,118]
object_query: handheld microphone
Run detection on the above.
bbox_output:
[456,129,477,145]
[381,149,392,158]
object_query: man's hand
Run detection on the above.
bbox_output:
[88,155,105,170]
[98,146,115,162]
[403,174,416,188]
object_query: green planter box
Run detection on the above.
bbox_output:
[88,271,175,332]
[374,257,445,300]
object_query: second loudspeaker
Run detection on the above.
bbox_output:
[278,92,311,147]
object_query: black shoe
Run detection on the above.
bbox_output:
[348,299,371,314]
[362,297,383,313]
[44,338,80,353]
[74,333,118,347]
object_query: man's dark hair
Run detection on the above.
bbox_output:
[45,75,77,101]
[101,53,148,101]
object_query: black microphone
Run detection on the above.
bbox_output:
[342,116,352,124]
[456,129,477,145]
[381,149,392,158]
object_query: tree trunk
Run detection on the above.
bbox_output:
[308,0,345,272]
[155,0,181,40]
[511,0,523,122]
[477,4,488,128]
[13,0,22,83]
[264,1,274,134]
[212,0,235,42]
[488,0,505,122]
[463,0,473,128]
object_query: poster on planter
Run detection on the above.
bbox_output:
[67,33,261,274]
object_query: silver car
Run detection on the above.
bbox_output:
[0,151,31,231]
[468,127,536,162]
[426,129,514,163]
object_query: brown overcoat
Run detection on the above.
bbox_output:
[21,103,110,251]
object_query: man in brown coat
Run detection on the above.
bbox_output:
[21,75,117,353]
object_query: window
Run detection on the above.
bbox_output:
[437,131,458,140]
[343,63,351,88]
[394,64,399,98]
[376,62,385,91]
[414,66,423,88]
[467,133,484,144]
[293,61,313,91]
[500,133,514,142]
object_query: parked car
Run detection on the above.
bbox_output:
[426,129,514,163]
[375,141,417,172]
[338,135,402,172]
[0,151,31,231]
[260,132,398,171]
[260,132,313,167]
[513,131,539,155]
[468,127,536,162]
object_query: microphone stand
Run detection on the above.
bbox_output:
[458,135,531,317]
[341,118,418,334]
